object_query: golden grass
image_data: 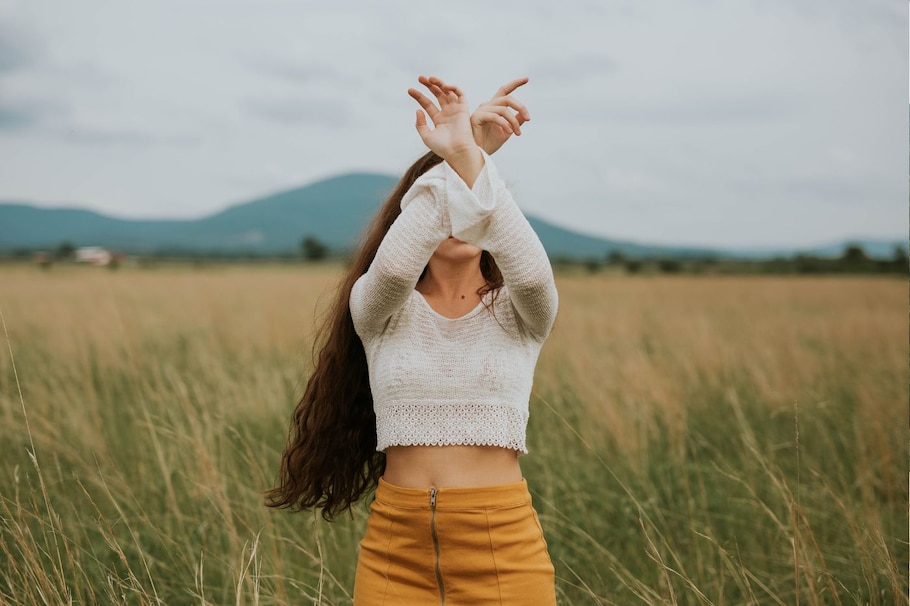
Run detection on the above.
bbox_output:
[540,275,906,463]
[0,264,906,604]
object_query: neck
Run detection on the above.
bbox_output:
[418,257,486,301]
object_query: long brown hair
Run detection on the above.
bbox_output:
[265,151,503,520]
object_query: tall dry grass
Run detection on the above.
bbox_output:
[0,264,906,605]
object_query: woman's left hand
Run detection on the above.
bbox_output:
[471,77,531,155]
[407,75,478,161]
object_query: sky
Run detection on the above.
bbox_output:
[0,0,906,248]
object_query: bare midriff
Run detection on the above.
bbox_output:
[382,445,523,489]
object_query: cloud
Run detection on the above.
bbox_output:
[530,53,619,84]
[725,172,894,207]
[0,22,44,130]
[45,62,119,90]
[0,40,30,73]
[758,0,905,31]
[242,96,354,126]
[602,91,799,125]
[0,22,39,73]
[369,22,468,77]
[0,20,118,133]
[0,104,36,130]
[242,55,356,87]
[0,0,903,246]
[0,95,63,132]
[56,127,200,148]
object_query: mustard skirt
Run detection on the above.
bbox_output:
[353,477,556,606]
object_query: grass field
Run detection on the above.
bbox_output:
[0,264,906,605]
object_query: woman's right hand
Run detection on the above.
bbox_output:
[408,76,483,186]
[471,77,531,155]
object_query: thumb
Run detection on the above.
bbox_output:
[415,110,432,140]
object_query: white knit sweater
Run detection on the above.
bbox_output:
[350,152,558,454]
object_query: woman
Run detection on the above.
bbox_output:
[267,75,559,605]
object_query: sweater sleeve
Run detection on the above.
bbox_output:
[348,163,453,340]
[350,152,558,342]
[453,152,558,340]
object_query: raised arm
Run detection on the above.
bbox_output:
[449,154,558,339]
[409,75,484,187]
[351,75,556,340]
[349,169,448,340]
[351,76,492,340]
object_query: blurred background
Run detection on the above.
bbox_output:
[0,3,907,604]
[0,0,906,263]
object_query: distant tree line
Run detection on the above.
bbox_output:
[0,235,339,265]
[553,244,909,276]
[300,235,329,261]
[1,239,906,275]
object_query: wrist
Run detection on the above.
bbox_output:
[444,145,484,188]
[471,126,494,155]
[444,144,482,165]
[475,139,496,155]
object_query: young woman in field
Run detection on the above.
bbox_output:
[266,75,559,605]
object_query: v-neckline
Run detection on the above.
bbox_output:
[413,290,487,321]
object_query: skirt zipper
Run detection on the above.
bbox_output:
[430,487,446,605]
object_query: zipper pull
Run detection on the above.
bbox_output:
[430,487,437,508]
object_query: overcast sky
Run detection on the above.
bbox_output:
[0,0,906,247]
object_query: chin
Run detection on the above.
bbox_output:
[434,237,483,262]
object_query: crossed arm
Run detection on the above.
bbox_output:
[350,76,557,341]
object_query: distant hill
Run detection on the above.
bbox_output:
[0,173,397,255]
[0,173,903,259]
[826,240,906,259]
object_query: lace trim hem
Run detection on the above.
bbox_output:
[375,403,528,454]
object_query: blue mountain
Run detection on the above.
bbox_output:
[0,173,902,259]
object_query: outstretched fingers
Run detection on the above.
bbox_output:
[418,76,445,103]
[425,76,465,105]
[473,109,514,134]
[494,76,529,100]
[408,75,474,155]
[430,76,464,98]
[469,77,531,155]
[474,106,521,134]
[484,95,530,121]
[408,88,440,121]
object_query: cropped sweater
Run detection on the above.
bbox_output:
[349,152,558,454]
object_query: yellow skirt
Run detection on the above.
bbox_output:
[353,477,556,606]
